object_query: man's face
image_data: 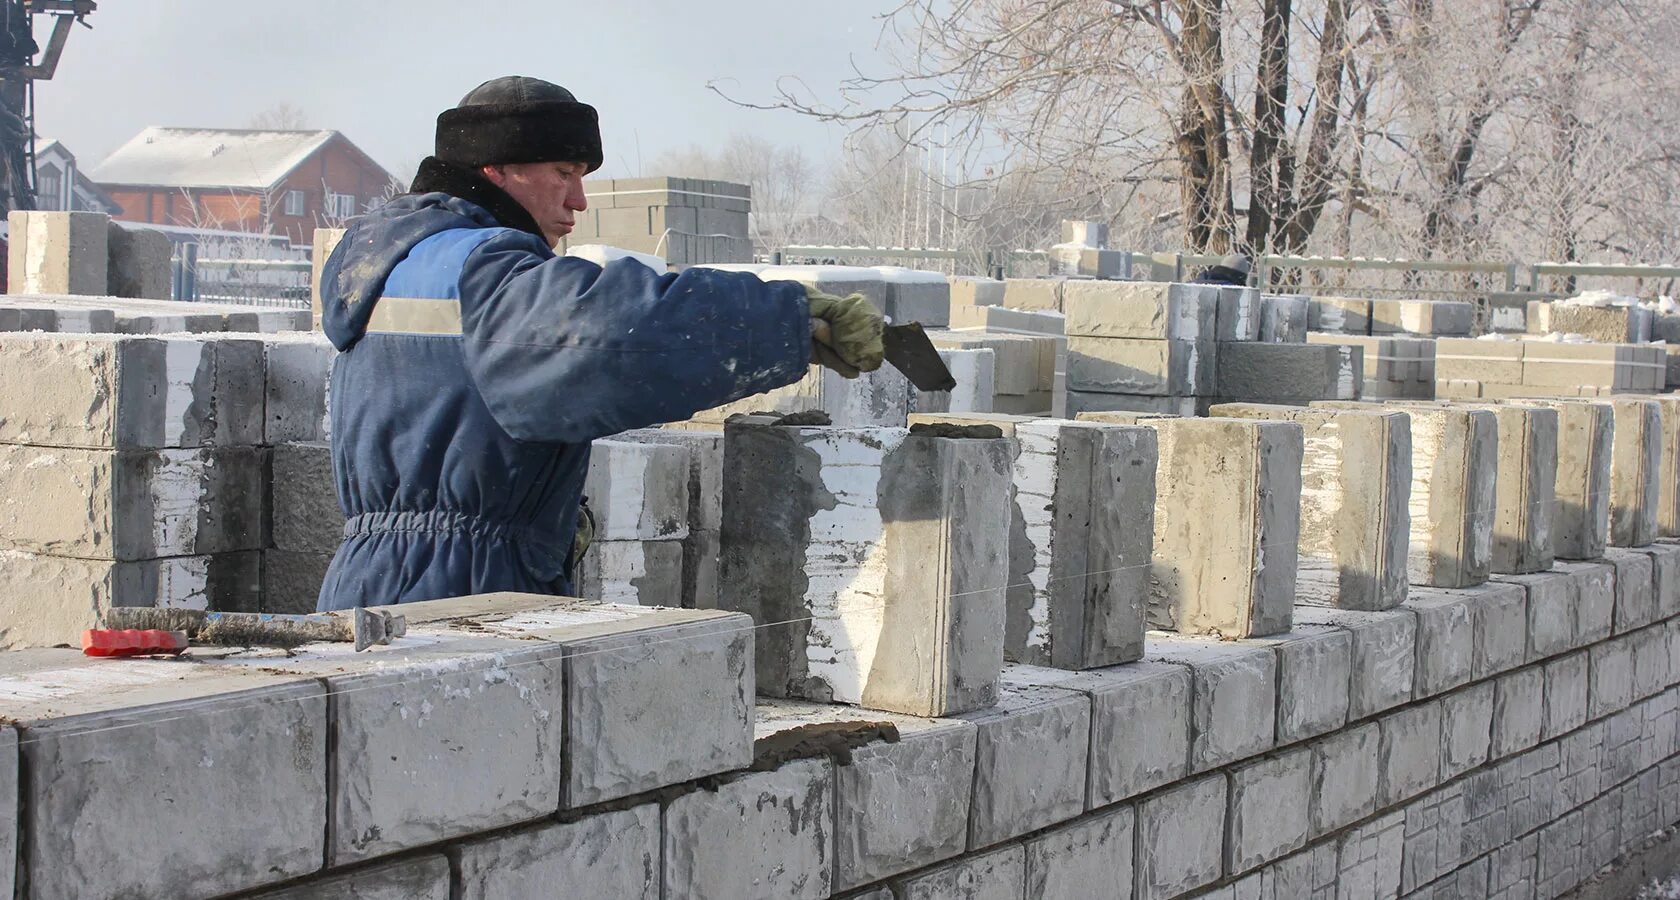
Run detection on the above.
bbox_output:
[481,161,590,248]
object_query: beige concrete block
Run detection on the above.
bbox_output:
[8,210,109,295]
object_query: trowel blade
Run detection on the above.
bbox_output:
[882,323,957,393]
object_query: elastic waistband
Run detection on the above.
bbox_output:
[343,510,564,551]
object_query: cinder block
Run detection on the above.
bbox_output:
[1404,588,1475,698]
[1003,277,1066,312]
[270,441,341,555]
[1214,286,1262,342]
[242,634,566,865]
[1377,702,1442,807]
[757,701,977,891]
[873,267,952,327]
[1491,668,1538,758]
[1259,294,1310,344]
[1004,661,1191,806]
[1528,301,1652,344]
[6,650,326,899]
[0,551,264,647]
[1485,832,1538,900]
[577,539,682,605]
[1493,569,1576,661]
[949,276,1005,309]
[960,683,1091,848]
[1543,651,1590,740]
[1370,299,1473,336]
[1062,281,1214,341]
[1145,634,1276,771]
[475,600,753,807]
[1472,403,1559,575]
[584,440,689,541]
[948,303,1065,335]
[895,845,1025,900]
[250,856,450,900]
[1557,560,1616,645]
[1335,811,1405,898]
[1292,607,1417,718]
[910,414,1155,669]
[1227,747,1312,874]
[1244,629,1351,742]
[1048,245,1127,279]
[664,758,834,899]
[1535,808,1585,898]
[1216,342,1362,404]
[1435,337,1523,384]
[1023,807,1135,900]
[105,224,172,300]
[1588,636,1635,718]
[1124,416,1303,637]
[1065,389,1203,418]
[262,548,332,614]
[1398,783,1467,894]
[1606,547,1657,634]
[1640,395,1680,538]
[1439,682,1494,778]
[0,444,266,559]
[1211,403,1409,612]
[927,331,1043,397]
[1307,295,1372,334]
[453,805,658,899]
[1136,774,1227,900]
[1629,625,1670,700]
[8,210,109,295]
[755,264,890,315]
[914,347,996,415]
[720,422,1011,716]
[1642,542,1680,618]
[264,333,335,444]
[1309,722,1380,835]
[1610,398,1662,547]
[0,332,265,449]
[1458,581,1529,679]
[1066,337,1214,397]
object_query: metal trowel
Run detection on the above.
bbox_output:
[883,323,957,392]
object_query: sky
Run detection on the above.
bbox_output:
[36,0,892,181]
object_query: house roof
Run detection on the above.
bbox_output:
[35,137,123,214]
[88,128,352,190]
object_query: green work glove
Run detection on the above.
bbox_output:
[805,286,886,378]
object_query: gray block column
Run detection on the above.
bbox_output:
[1609,398,1662,547]
[1526,400,1613,559]
[1211,403,1410,611]
[719,418,1013,716]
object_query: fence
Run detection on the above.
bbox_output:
[152,225,312,309]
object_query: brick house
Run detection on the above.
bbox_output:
[90,128,394,244]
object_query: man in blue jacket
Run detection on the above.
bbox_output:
[314,76,884,610]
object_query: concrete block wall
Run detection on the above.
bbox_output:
[1436,336,1667,399]
[563,176,752,266]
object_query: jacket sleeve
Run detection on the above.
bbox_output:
[455,230,812,443]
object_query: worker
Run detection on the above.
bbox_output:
[313,76,885,610]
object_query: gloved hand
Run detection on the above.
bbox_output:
[806,287,885,378]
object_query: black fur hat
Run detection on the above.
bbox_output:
[435,76,603,172]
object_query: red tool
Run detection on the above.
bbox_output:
[81,628,190,658]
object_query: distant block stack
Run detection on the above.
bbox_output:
[563,176,751,266]
[1436,337,1665,400]
[1529,300,1653,344]
[1308,334,1436,400]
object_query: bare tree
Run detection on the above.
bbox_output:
[247,102,311,131]
[650,134,822,252]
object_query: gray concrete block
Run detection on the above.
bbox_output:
[949,276,1006,309]
[1048,245,1127,279]
[249,855,451,900]
[0,444,266,559]
[1146,634,1276,771]
[927,331,1046,397]
[1589,636,1635,719]
[1529,301,1652,343]
[1063,281,1216,341]
[1610,398,1663,547]
[0,724,12,900]
[1485,831,1538,900]
[1307,295,1372,334]
[875,267,952,327]
[0,550,262,648]
[910,414,1155,669]
[1370,299,1474,336]
[1638,396,1680,538]
[1214,285,1262,342]
[1475,404,1560,575]
[1399,783,1467,894]
[1309,722,1380,836]
[614,428,724,535]
[576,539,684,606]
[895,845,1025,900]
[1543,651,1590,740]
[913,347,997,415]
[1524,400,1612,560]
[1292,607,1417,718]
[106,224,172,300]
[663,757,834,899]
[1607,546,1658,633]
[270,441,342,555]
[1404,588,1476,698]
[1004,661,1191,806]
[1065,389,1204,418]
[1003,277,1066,312]
[1227,747,1312,874]
[1491,667,1545,758]
[452,804,658,899]
[1630,624,1670,700]
[721,423,1010,716]
[1215,343,1362,404]
[1557,560,1615,646]
[6,651,326,899]
[477,601,753,807]
[960,682,1090,848]
[1244,628,1351,742]
[263,333,335,444]
[1136,417,1302,638]
[1493,570,1576,662]
[8,211,108,295]
[1392,405,1498,587]
[1259,294,1310,343]
[1459,581,1530,679]
[262,548,332,614]
[1336,811,1406,898]
[755,701,977,891]
[1024,807,1134,900]
[0,332,265,449]
[1640,542,1680,619]
[1066,336,1214,397]
[1211,404,1409,612]
[1378,702,1443,807]
[819,364,914,428]
[1137,773,1227,900]
[1534,809,1584,898]
[1439,682,1495,778]
[240,635,567,865]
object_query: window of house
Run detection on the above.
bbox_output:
[283,189,305,216]
[326,192,357,219]
[36,164,61,210]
